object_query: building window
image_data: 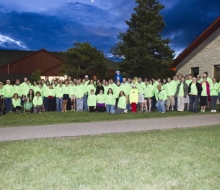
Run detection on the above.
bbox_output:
[214,65,220,81]
[191,67,199,77]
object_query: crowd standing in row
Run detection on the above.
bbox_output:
[0,71,219,115]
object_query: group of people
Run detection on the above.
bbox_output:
[0,71,219,115]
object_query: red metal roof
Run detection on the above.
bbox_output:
[170,16,220,70]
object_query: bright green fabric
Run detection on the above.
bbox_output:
[75,85,84,98]
[96,94,105,103]
[87,94,97,106]
[156,90,167,101]
[105,94,115,105]
[12,98,21,107]
[118,96,126,109]
[62,85,69,94]
[3,84,13,98]
[136,82,145,94]
[87,84,96,95]
[190,83,198,95]
[13,85,22,97]
[210,82,218,96]
[178,83,184,97]
[201,83,207,96]
[144,84,154,98]
[33,96,43,106]
[55,86,64,97]
[120,83,130,95]
[47,89,55,96]
[165,82,175,96]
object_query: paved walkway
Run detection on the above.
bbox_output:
[0,114,220,142]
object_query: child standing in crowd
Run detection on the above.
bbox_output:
[12,93,22,114]
[87,89,97,112]
[155,85,167,113]
[115,91,126,114]
[4,80,13,113]
[96,90,105,112]
[23,97,33,113]
[129,84,138,113]
[105,88,115,114]
[33,92,43,113]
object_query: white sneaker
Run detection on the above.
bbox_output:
[214,110,216,113]
[124,109,128,113]
[211,110,213,112]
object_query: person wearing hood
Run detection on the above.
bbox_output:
[129,84,138,113]
[114,71,123,83]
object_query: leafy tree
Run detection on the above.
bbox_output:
[30,70,42,83]
[61,42,107,79]
[111,0,174,79]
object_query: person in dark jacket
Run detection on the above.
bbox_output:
[175,77,188,112]
[188,77,202,113]
[95,82,104,95]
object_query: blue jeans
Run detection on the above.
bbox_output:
[156,100,166,113]
[174,96,178,110]
[106,104,115,113]
[4,98,12,112]
[83,95,88,111]
[56,97,63,112]
[44,97,48,111]
[189,95,198,112]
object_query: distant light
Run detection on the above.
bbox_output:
[91,0,94,2]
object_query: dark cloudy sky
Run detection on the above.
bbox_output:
[0,0,219,57]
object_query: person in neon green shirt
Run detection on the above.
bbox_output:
[105,88,116,113]
[62,80,69,112]
[23,97,33,113]
[12,93,22,113]
[82,79,89,111]
[129,84,138,113]
[96,89,105,112]
[165,78,175,111]
[55,82,63,112]
[116,91,126,114]
[13,79,22,97]
[68,81,76,111]
[136,78,145,112]
[200,77,211,112]
[33,91,43,113]
[144,80,154,112]
[175,77,188,112]
[155,85,167,113]
[87,89,97,112]
[210,77,218,112]
[75,80,84,112]
[3,80,13,112]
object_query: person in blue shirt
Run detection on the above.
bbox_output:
[114,71,123,83]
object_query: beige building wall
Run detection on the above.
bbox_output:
[177,27,220,77]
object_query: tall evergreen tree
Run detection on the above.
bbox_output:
[111,0,175,78]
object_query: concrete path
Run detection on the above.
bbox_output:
[0,114,220,142]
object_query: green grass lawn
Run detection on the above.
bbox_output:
[0,110,218,128]
[1,125,220,189]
